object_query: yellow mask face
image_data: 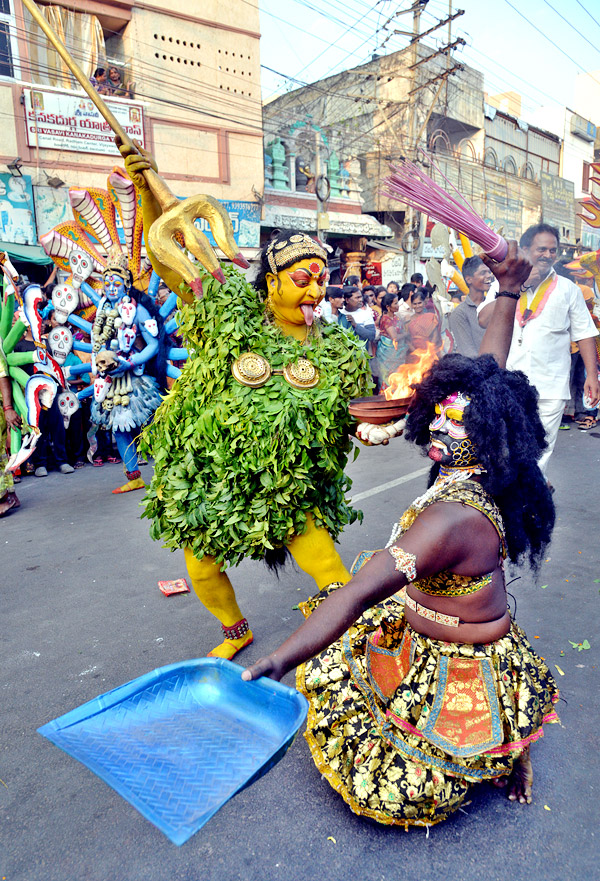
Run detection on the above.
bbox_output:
[266,257,327,327]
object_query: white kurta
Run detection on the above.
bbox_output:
[506,272,597,400]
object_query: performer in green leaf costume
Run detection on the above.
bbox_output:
[124,140,374,659]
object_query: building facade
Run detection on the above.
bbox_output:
[263,43,599,278]
[0,0,264,276]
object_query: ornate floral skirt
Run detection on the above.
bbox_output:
[296,585,559,828]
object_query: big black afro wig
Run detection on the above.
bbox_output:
[405,353,555,572]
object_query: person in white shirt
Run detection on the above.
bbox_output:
[480,223,599,479]
[397,283,416,321]
[320,287,344,324]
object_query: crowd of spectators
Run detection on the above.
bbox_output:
[320,272,443,392]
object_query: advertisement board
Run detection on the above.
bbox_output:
[540,171,575,240]
[194,200,261,249]
[0,173,36,245]
[23,87,145,156]
[33,185,71,238]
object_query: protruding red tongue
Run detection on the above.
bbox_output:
[428,445,442,462]
[300,304,314,326]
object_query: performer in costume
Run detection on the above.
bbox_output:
[82,246,164,493]
[119,143,391,661]
[0,255,74,479]
[37,169,184,494]
[243,244,559,826]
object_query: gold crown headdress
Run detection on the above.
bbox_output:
[103,244,131,282]
[266,233,327,274]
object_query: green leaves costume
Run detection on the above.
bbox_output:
[140,266,371,567]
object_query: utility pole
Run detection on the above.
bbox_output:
[446,0,452,113]
[406,1,426,277]
[407,2,424,163]
[400,1,464,275]
[315,128,329,245]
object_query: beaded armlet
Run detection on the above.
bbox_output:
[388,545,417,582]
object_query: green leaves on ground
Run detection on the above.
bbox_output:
[568,639,591,651]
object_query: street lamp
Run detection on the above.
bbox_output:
[6,158,23,177]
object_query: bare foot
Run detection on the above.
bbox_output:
[491,775,508,789]
[207,630,254,661]
[507,747,533,804]
[0,491,20,517]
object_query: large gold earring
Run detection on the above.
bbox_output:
[265,275,276,312]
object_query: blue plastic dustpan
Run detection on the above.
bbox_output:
[38,658,308,845]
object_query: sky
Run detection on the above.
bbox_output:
[258,0,600,126]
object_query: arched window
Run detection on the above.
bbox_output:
[503,155,518,175]
[521,161,535,180]
[428,129,452,154]
[457,138,477,161]
[483,147,499,169]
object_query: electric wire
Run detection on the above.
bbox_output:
[540,0,600,59]
[575,0,600,31]
[5,0,597,185]
[10,21,264,118]
[500,0,600,91]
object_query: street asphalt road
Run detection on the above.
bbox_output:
[2,426,599,881]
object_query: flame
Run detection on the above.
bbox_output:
[384,342,439,400]
[578,194,600,229]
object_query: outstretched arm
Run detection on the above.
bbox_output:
[116,138,182,294]
[80,281,102,308]
[243,503,495,682]
[479,240,531,367]
[128,304,159,367]
[68,313,93,335]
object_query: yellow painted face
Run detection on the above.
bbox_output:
[266,257,328,327]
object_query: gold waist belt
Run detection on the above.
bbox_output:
[405,592,459,628]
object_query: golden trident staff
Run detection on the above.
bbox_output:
[20,0,250,300]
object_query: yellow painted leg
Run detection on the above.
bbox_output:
[183,547,253,660]
[286,513,351,590]
[112,476,145,494]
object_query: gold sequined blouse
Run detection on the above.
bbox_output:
[396,479,506,597]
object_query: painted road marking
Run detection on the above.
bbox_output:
[350,466,430,504]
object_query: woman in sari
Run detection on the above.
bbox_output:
[376,292,409,389]
[407,288,441,353]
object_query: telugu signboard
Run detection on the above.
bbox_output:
[23,87,145,156]
[540,171,575,242]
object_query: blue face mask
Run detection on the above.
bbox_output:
[104,273,126,302]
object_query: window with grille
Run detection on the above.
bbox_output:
[582,161,591,193]
[0,0,18,79]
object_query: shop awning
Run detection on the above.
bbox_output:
[0,242,53,265]
[262,205,393,238]
[365,239,404,254]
